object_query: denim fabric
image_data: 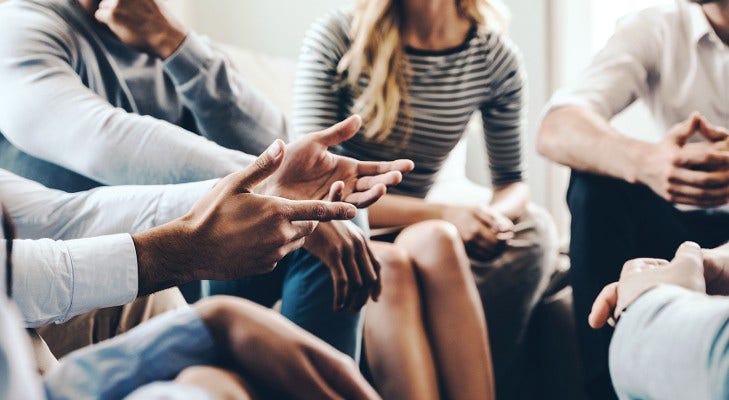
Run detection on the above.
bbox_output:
[208,211,369,360]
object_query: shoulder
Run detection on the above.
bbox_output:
[301,8,353,60]
[611,3,687,46]
[0,0,77,57]
[471,30,524,77]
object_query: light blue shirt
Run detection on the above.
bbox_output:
[0,294,215,400]
[0,169,213,327]
[610,285,729,399]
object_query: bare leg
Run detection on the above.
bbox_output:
[176,366,259,400]
[395,220,495,400]
[364,242,440,400]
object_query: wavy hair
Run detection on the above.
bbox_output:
[337,0,509,142]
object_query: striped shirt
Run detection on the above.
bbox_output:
[293,9,526,199]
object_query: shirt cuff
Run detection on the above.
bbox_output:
[155,180,218,225]
[65,234,138,320]
[164,32,214,85]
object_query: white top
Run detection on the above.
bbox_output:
[0,169,213,327]
[548,0,729,133]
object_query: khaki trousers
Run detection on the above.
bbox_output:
[30,287,187,374]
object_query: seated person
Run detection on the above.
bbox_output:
[538,0,729,397]
[0,0,411,358]
[589,240,729,399]
[294,0,556,397]
[2,144,358,365]
[0,207,379,400]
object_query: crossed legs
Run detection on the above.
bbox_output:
[364,220,494,400]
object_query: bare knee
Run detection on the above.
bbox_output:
[396,220,469,276]
[371,243,418,301]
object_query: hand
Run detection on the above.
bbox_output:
[636,113,729,207]
[303,220,381,312]
[95,0,188,59]
[261,115,415,208]
[196,297,382,400]
[133,140,357,295]
[702,244,729,295]
[441,204,514,261]
[588,241,706,329]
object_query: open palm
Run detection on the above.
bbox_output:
[263,116,414,207]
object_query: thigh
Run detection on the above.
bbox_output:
[278,211,370,360]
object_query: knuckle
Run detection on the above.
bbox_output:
[312,204,328,220]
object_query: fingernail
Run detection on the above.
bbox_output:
[266,140,282,158]
[346,207,357,219]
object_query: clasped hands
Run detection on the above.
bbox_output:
[588,241,729,330]
[638,112,729,208]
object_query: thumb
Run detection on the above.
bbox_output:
[234,140,285,192]
[311,115,362,147]
[669,112,701,146]
[673,241,703,268]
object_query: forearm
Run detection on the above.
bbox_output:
[164,33,287,154]
[610,285,729,400]
[367,194,444,229]
[489,182,528,221]
[537,106,647,183]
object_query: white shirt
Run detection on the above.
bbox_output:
[548,0,729,133]
[0,169,214,327]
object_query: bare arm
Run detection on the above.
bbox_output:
[537,106,647,183]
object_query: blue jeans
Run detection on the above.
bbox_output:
[207,212,369,360]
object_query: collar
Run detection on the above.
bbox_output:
[686,1,723,46]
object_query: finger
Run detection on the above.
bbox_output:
[667,183,729,202]
[666,194,728,208]
[307,348,380,400]
[327,181,345,202]
[291,220,318,240]
[349,288,371,313]
[588,282,619,329]
[354,171,403,191]
[669,167,729,189]
[698,116,729,142]
[673,241,703,269]
[669,112,701,145]
[364,243,383,301]
[356,159,415,175]
[341,247,364,311]
[343,184,388,208]
[232,140,286,192]
[310,115,362,147]
[674,148,729,170]
[278,237,308,260]
[283,200,357,221]
[353,237,378,297]
[329,259,349,311]
[94,6,113,23]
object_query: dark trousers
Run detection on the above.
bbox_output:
[567,171,729,400]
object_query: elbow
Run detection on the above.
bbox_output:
[536,112,558,159]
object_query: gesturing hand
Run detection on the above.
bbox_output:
[95,0,188,59]
[196,297,382,400]
[702,244,729,295]
[303,220,381,312]
[261,116,415,208]
[637,113,729,207]
[588,242,706,329]
[441,205,514,261]
[133,140,358,295]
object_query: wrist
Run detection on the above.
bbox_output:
[148,25,187,59]
[624,140,652,184]
[132,220,195,295]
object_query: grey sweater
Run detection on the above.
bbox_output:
[0,0,287,192]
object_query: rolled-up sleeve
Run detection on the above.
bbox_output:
[545,11,662,120]
[12,234,138,328]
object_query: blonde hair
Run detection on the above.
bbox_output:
[338,0,509,143]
